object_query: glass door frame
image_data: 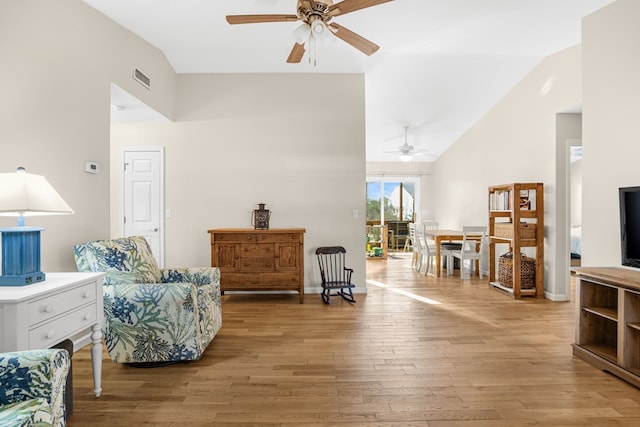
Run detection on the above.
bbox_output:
[366,175,422,224]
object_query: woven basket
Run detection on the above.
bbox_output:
[498,252,536,289]
[494,222,536,239]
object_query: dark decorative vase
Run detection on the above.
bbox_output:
[252,203,271,230]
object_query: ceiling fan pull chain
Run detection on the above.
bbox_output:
[310,33,317,66]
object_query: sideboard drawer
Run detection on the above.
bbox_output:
[28,281,96,327]
[213,232,256,242]
[241,244,273,256]
[255,232,302,243]
[29,304,97,349]
[239,257,275,272]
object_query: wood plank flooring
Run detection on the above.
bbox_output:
[68,253,640,426]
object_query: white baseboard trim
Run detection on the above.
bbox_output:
[544,291,570,301]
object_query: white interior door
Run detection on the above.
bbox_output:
[122,148,164,267]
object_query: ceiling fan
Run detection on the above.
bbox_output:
[226,0,393,65]
[385,126,430,162]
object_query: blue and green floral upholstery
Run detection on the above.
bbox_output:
[73,236,222,364]
[0,349,70,427]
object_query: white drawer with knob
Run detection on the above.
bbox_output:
[27,281,96,326]
[0,272,105,398]
[29,304,97,348]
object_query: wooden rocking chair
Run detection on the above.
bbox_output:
[315,246,356,304]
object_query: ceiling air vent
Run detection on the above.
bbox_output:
[133,67,151,89]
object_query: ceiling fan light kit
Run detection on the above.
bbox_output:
[293,22,311,44]
[225,0,393,65]
[311,20,324,34]
[384,125,432,162]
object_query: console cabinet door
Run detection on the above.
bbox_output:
[275,242,299,271]
[214,243,240,270]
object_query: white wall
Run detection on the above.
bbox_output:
[0,0,176,271]
[432,46,584,300]
[571,159,583,226]
[582,0,640,266]
[110,73,367,292]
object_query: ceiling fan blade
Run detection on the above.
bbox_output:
[328,0,393,17]
[287,43,306,63]
[226,14,298,25]
[328,22,379,56]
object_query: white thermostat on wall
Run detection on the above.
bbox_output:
[84,161,101,174]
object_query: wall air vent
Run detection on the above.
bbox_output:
[133,67,151,90]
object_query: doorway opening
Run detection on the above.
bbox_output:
[366,176,420,255]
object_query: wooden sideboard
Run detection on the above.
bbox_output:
[208,228,305,303]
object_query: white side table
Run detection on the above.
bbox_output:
[0,272,104,397]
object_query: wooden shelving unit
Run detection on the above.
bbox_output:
[366,225,388,260]
[573,267,640,388]
[488,183,544,298]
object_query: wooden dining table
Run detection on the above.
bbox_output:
[424,229,482,277]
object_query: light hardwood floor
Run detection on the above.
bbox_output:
[68,253,640,426]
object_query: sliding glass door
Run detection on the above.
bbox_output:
[366,177,419,223]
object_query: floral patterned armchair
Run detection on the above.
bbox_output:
[73,236,222,364]
[0,349,70,427]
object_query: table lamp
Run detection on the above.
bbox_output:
[0,167,74,286]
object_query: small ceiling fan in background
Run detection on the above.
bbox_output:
[226,0,393,65]
[385,125,431,162]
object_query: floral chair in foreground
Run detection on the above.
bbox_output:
[74,236,222,365]
[0,349,70,427]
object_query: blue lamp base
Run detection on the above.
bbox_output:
[0,227,45,286]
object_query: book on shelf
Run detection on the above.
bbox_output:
[490,190,512,211]
[490,188,537,211]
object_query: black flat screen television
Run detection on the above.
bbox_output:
[620,186,640,268]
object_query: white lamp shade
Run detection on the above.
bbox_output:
[399,154,413,162]
[293,23,311,44]
[0,169,73,217]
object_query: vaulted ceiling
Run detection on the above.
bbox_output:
[86,0,613,162]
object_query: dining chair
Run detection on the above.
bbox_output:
[421,221,459,276]
[424,221,462,276]
[405,223,419,267]
[422,220,439,231]
[412,225,430,274]
[419,234,439,276]
[420,224,457,276]
[451,226,487,279]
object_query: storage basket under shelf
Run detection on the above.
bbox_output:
[498,252,536,289]
[494,222,536,239]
